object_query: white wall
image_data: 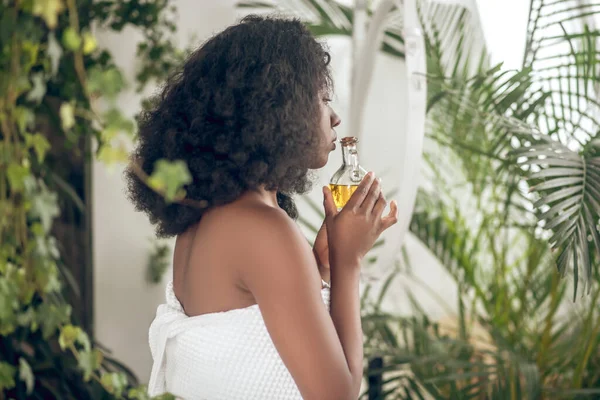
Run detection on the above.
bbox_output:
[93,0,490,383]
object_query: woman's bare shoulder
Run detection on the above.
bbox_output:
[199,198,311,275]
[201,198,292,234]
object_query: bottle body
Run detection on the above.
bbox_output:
[329,137,368,210]
[328,183,359,210]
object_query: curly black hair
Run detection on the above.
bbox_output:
[125,14,333,237]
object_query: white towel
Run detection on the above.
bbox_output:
[148,280,331,400]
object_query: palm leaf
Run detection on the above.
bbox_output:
[426,66,599,297]
[515,137,600,297]
[236,0,405,58]
[525,0,600,146]
[419,1,489,79]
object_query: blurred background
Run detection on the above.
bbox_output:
[2,0,600,399]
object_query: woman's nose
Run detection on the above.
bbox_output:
[331,111,341,128]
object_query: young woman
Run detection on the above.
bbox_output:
[126,14,397,400]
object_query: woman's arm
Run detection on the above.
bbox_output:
[235,173,396,399]
[328,257,363,396]
[314,220,363,393]
[234,206,358,400]
[312,220,331,282]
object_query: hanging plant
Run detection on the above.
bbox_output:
[0,0,191,398]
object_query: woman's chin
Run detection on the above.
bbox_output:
[307,148,333,169]
[309,157,328,170]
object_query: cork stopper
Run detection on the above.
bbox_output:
[340,137,358,146]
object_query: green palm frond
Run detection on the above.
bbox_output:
[525,0,600,145]
[236,1,274,7]
[409,190,482,288]
[369,205,593,398]
[514,137,600,299]
[426,64,600,298]
[362,310,546,399]
[371,179,600,397]
[236,0,406,58]
[424,76,542,238]
[418,1,489,80]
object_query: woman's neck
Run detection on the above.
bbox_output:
[239,186,279,209]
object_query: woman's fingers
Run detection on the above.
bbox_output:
[322,186,338,220]
[346,172,375,212]
[379,200,398,232]
[372,191,387,218]
[360,178,381,213]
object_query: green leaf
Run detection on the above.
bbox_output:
[58,324,81,350]
[88,66,126,99]
[101,108,135,139]
[148,159,192,202]
[533,186,582,208]
[236,1,275,8]
[21,39,40,72]
[151,394,177,400]
[29,181,60,232]
[543,205,579,231]
[42,262,62,294]
[100,372,128,397]
[37,302,71,339]
[25,133,51,163]
[75,327,91,351]
[6,164,30,192]
[32,0,65,29]
[550,220,578,250]
[577,218,591,290]
[82,31,97,54]
[26,72,47,104]
[146,241,171,284]
[59,102,75,131]
[14,106,35,134]
[128,385,152,400]
[573,241,579,301]
[0,267,26,326]
[530,167,582,180]
[59,324,91,351]
[376,270,399,309]
[583,205,600,265]
[47,32,63,76]
[539,194,582,221]
[0,362,16,392]
[97,143,129,166]
[32,229,60,259]
[18,358,34,395]
[16,307,36,330]
[520,158,582,168]
[532,176,583,192]
[78,349,103,382]
[62,27,81,51]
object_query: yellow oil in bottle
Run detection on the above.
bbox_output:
[329,184,359,209]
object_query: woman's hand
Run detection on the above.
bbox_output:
[313,220,329,270]
[322,172,398,268]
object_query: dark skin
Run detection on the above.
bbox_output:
[173,97,399,400]
[313,219,330,283]
[129,16,401,399]
[174,94,340,311]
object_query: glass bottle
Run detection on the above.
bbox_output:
[329,136,368,210]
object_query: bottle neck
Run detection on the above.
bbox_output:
[342,144,359,170]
